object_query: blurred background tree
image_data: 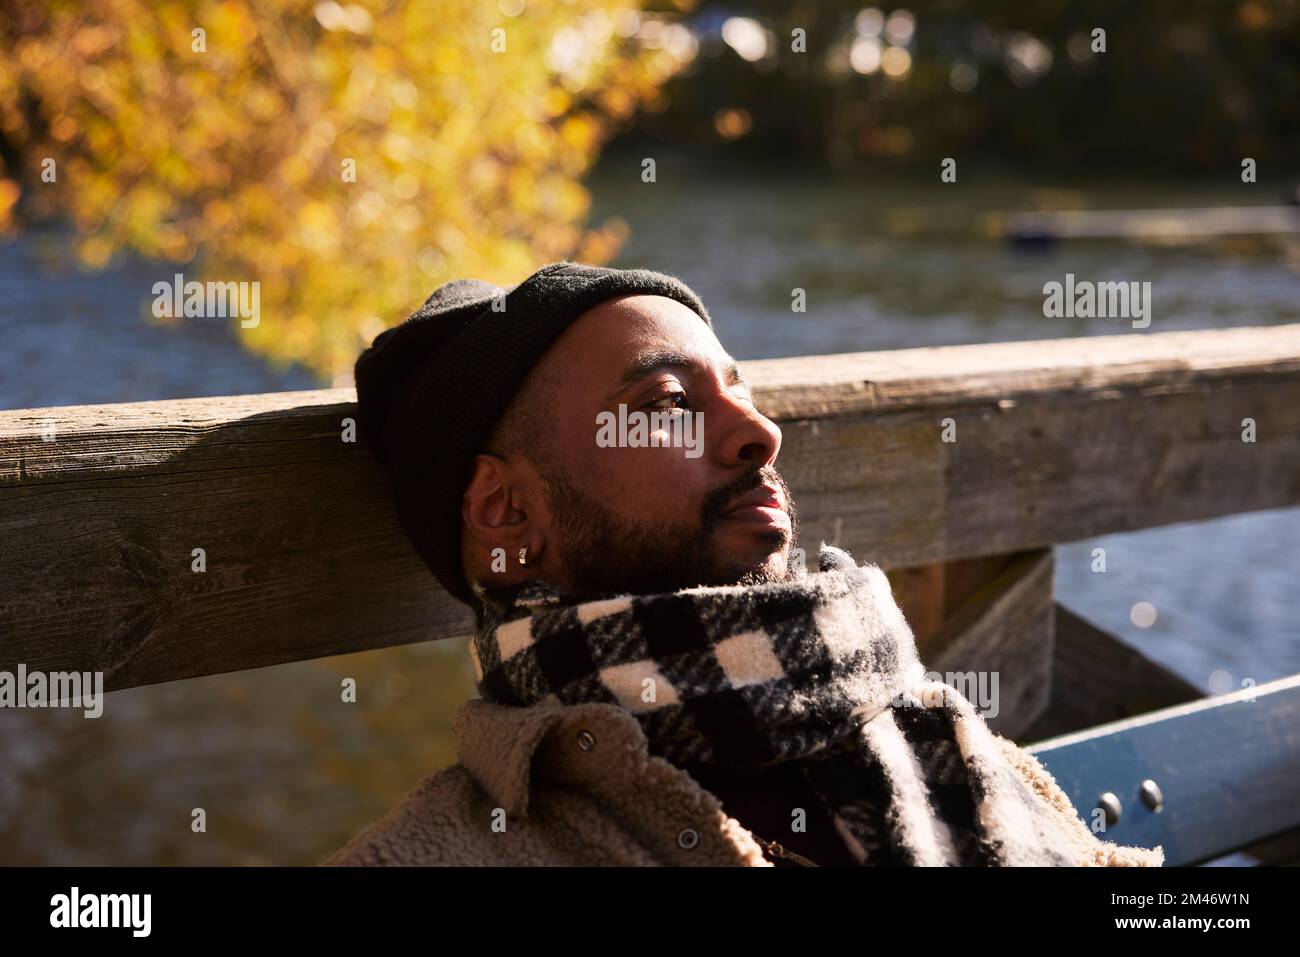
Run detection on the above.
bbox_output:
[630,0,1300,172]
[0,0,699,379]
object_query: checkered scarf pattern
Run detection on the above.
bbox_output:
[469,544,1086,865]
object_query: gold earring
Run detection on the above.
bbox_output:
[518,546,528,566]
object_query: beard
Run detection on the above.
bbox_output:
[539,461,800,597]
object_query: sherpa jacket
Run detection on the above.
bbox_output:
[322,696,1164,867]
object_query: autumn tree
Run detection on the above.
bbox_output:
[0,0,698,379]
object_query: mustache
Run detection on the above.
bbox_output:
[701,464,791,528]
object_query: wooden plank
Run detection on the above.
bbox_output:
[888,554,1016,650]
[745,321,1300,419]
[1026,674,1300,866]
[1021,605,1203,743]
[888,562,946,647]
[2,323,1298,691]
[0,392,475,690]
[769,325,1300,569]
[923,550,1055,739]
[941,555,1023,617]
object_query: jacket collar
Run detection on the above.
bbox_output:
[451,695,773,866]
[447,697,1164,868]
[451,696,650,819]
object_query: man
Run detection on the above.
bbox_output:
[323,261,1162,867]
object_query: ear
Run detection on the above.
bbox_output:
[462,453,528,545]
[462,451,564,592]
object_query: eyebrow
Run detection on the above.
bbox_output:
[606,349,749,400]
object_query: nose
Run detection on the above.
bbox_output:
[713,392,782,469]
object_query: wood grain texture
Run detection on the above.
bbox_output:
[0,391,474,690]
[926,549,1055,739]
[3,324,1298,691]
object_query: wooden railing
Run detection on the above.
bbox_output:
[4,321,1299,862]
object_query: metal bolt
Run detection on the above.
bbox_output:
[677,827,700,850]
[1098,791,1122,826]
[576,730,595,751]
[1139,779,1164,813]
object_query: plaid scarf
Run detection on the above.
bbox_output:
[468,543,1101,866]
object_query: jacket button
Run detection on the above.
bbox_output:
[576,730,596,751]
[677,828,700,850]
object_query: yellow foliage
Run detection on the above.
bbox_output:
[0,0,696,380]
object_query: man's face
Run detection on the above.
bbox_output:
[521,294,798,596]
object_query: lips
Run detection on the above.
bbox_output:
[724,484,786,515]
[722,484,790,529]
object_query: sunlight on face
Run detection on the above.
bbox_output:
[528,294,798,595]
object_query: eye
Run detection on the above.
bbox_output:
[642,390,686,410]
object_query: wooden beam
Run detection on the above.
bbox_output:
[922,550,1055,739]
[767,323,1300,569]
[888,562,946,647]
[0,391,474,690]
[746,321,1300,419]
[889,553,1033,659]
[2,324,1298,691]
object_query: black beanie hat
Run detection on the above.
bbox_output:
[354,260,713,606]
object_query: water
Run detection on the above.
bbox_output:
[2,162,1297,864]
